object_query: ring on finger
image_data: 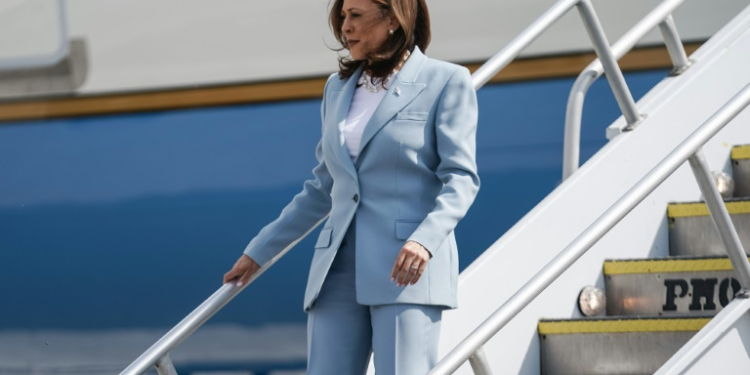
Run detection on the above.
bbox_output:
[409,265,421,275]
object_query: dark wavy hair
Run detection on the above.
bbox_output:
[328,0,431,83]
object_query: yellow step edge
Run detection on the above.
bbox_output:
[667,201,750,218]
[732,145,750,160]
[538,318,710,335]
[603,258,750,275]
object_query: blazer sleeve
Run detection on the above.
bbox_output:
[242,75,337,266]
[408,66,480,254]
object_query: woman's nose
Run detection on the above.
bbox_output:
[342,17,352,33]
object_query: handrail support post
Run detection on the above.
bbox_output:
[156,354,178,375]
[576,0,643,129]
[658,14,692,75]
[468,346,494,375]
[563,70,597,180]
[687,149,750,289]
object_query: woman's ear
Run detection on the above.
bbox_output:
[388,14,400,32]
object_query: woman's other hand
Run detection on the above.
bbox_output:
[223,254,261,287]
[391,241,431,287]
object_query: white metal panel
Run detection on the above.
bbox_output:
[0,0,62,59]
[654,298,750,375]
[433,4,750,374]
[684,322,750,375]
[2,0,739,95]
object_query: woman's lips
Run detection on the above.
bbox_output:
[348,40,359,47]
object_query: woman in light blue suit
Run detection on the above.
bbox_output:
[224,0,479,373]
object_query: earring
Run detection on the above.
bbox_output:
[389,29,394,36]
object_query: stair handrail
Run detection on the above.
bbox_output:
[470,0,579,90]
[472,0,641,130]
[118,220,324,375]
[562,0,691,180]
[471,0,694,183]
[428,83,750,374]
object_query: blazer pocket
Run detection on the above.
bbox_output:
[315,228,333,248]
[396,111,429,121]
[395,220,421,240]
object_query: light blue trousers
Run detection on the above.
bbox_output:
[307,222,443,375]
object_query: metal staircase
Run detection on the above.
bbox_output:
[428,0,750,372]
[429,0,750,371]
[538,145,750,374]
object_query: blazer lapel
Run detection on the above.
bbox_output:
[356,47,427,158]
[326,67,362,179]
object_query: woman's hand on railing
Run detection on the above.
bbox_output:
[223,254,260,287]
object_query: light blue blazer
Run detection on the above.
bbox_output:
[244,47,479,311]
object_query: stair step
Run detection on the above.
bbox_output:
[604,257,745,316]
[667,199,750,256]
[733,144,750,197]
[538,317,709,375]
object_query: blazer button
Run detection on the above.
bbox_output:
[353,194,359,203]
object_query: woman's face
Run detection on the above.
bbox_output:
[340,0,398,61]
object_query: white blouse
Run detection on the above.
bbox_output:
[343,74,389,161]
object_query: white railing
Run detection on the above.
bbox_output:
[469,0,692,182]
[119,224,321,375]
[472,0,641,119]
[562,0,691,180]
